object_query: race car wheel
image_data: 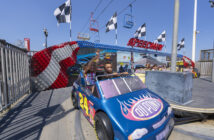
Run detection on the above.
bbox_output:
[71,89,79,109]
[94,112,114,140]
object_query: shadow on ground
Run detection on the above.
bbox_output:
[0,88,74,140]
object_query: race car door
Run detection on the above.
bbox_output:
[78,85,97,124]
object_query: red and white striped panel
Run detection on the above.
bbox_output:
[31,41,79,91]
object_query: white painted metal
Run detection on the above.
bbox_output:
[171,0,180,72]
[192,0,197,62]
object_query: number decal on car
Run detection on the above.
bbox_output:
[79,92,84,109]
[79,92,89,116]
[84,97,89,115]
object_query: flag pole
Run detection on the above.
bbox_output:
[115,28,118,45]
[164,41,166,52]
[69,0,72,41]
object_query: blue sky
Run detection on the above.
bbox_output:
[0,0,213,61]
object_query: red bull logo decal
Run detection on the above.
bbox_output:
[118,95,163,121]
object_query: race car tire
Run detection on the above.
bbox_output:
[94,112,114,140]
[71,89,79,109]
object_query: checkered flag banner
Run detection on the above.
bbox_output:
[177,38,185,51]
[106,12,117,32]
[134,23,146,38]
[54,0,71,24]
[209,0,214,7]
[157,30,166,42]
[153,40,158,44]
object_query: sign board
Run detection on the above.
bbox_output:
[127,38,164,51]
[24,38,30,51]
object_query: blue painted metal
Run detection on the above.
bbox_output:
[77,41,183,58]
[123,14,134,29]
[123,4,134,29]
[72,72,174,140]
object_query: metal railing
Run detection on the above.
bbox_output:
[200,49,214,62]
[195,61,213,76]
[0,40,30,111]
[195,49,214,77]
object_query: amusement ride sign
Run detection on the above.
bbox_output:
[127,38,164,51]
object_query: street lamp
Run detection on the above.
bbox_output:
[43,28,48,48]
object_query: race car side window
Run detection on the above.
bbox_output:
[80,73,86,87]
[75,75,81,85]
[92,86,99,98]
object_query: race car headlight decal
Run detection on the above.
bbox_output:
[128,128,148,140]
[152,116,166,129]
[167,106,172,116]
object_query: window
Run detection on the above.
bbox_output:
[99,76,145,99]
[92,86,99,98]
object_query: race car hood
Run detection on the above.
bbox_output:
[103,88,169,137]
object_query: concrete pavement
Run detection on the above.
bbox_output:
[1,86,214,140]
[0,87,74,140]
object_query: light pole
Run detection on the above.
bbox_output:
[192,0,198,63]
[43,28,48,48]
[210,0,214,82]
[171,0,180,72]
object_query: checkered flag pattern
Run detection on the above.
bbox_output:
[154,40,158,44]
[209,0,214,7]
[134,23,146,38]
[106,12,117,32]
[177,38,185,51]
[157,30,166,42]
[54,0,71,24]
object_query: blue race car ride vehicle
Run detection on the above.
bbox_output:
[71,72,174,140]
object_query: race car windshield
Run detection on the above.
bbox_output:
[99,76,146,99]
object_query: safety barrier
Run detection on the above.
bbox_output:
[195,61,213,76]
[0,40,30,111]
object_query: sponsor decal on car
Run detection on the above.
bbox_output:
[118,95,163,121]
[88,100,95,123]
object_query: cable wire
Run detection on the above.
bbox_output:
[90,0,137,39]
[95,0,115,20]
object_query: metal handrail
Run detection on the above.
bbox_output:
[0,40,30,112]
